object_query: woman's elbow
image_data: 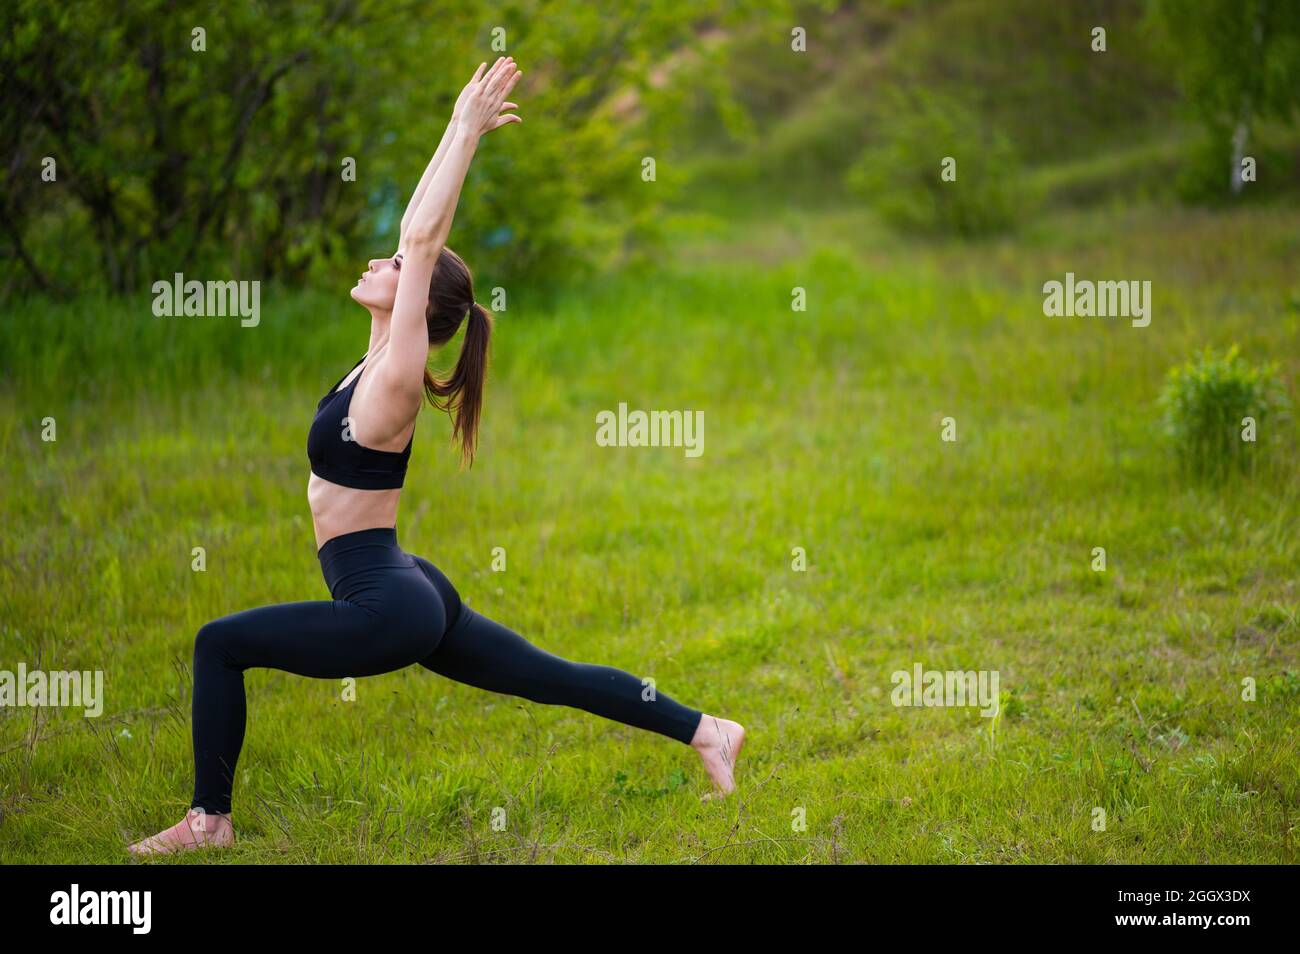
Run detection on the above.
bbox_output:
[403,226,447,257]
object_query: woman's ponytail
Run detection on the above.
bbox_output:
[423,301,492,468]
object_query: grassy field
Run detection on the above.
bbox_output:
[2,193,1298,863]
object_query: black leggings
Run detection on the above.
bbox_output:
[190,527,704,814]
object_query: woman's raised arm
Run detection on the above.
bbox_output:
[398,117,461,249]
[373,56,522,415]
[397,64,519,249]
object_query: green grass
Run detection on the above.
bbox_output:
[1,196,1298,864]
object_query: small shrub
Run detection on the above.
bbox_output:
[1174,129,1239,204]
[1158,344,1290,479]
[846,90,1038,238]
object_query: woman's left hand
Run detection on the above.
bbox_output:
[455,56,523,138]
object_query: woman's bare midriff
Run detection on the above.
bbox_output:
[309,475,403,552]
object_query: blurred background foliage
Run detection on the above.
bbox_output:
[0,0,794,297]
[2,0,1299,299]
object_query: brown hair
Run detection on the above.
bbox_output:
[422,247,492,467]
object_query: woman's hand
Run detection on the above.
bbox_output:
[454,56,523,139]
[402,61,516,241]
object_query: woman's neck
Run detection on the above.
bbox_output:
[365,306,392,356]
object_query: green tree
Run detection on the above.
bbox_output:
[1149,0,1300,196]
[0,0,776,297]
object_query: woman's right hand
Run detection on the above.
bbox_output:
[454,56,523,138]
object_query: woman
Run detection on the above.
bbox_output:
[128,57,744,855]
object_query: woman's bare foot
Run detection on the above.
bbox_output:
[128,809,234,856]
[690,714,745,800]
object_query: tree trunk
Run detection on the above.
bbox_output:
[1231,4,1268,196]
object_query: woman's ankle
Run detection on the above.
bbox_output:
[188,808,232,834]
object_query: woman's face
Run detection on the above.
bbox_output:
[349,253,403,310]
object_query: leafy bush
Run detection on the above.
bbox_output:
[1158,344,1290,479]
[845,90,1038,238]
[0,0,766,297]
[1174,129,1243,203]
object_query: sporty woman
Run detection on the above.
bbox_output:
[128,57,744,855]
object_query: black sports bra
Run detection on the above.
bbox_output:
[307,353,412,490]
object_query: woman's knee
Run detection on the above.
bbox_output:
[194,616,240,665]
